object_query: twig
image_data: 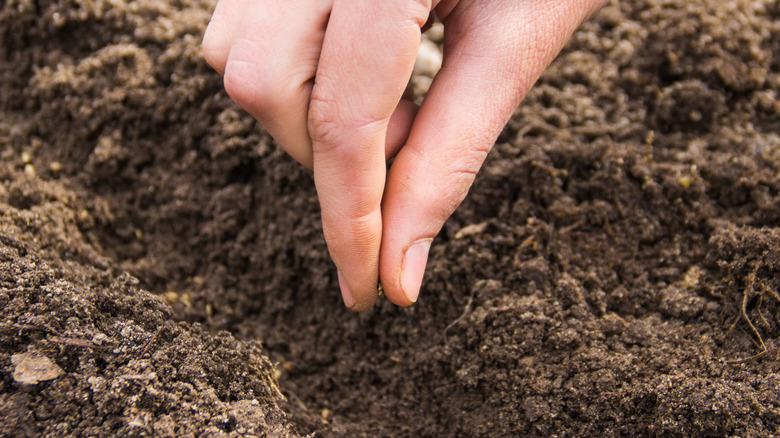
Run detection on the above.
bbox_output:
[726,350,768,365]
[727,268,768,365]
[443,290,476,343]
[49,336,110,350]
[139,327,162,356]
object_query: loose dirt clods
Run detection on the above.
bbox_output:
[2,0,780,436]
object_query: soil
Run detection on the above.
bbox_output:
[2,0,780,436]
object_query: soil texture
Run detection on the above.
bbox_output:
[2,0,780,436]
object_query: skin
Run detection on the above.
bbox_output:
[203,0,608,311]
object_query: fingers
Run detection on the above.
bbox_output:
[310,0,430,310]
[379,0,606,306]
[202,0,419,169]
[205,0,331,166]
[203,0,604,311]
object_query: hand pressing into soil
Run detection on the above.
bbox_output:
[203,0,606,311]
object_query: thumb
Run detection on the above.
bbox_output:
[379,0,603,305]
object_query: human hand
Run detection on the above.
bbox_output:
[203,0,607,311]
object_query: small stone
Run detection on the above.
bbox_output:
[92,333,110,345]
[12,353,64,385]
[49,161,62,172]
[179,292,192,308]
[88,376,106,392]
[677,175,692,188]
[455,222,488,239]
[414,38,443,78]
[425,22,444,43]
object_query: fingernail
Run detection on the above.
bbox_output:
[337,269,356,310]
[401,239,432,303]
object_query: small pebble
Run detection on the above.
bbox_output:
[425,22,444,43]
[12,353,64,385]
[92,333,110,346]
[455,222,488,239]
[415,38,443,77]
[179,292,192,308]
[163,291,179,303]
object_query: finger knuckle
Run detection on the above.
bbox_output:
[451,142,491,177]
[307,90,341,149]
[405,0,433,27]
[201,28,226,71]
[322,208,382,254]
[223,60,277,115]
[439,145,491,205]
[308,90,387,160]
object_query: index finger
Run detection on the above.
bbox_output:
[309,0,432,310]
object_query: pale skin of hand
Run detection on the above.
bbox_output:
[203,0,607,311]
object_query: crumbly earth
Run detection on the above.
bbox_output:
[2,0,780,436]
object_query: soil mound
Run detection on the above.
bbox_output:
[2,0,780,436]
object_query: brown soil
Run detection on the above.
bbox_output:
[2,0,780,436]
